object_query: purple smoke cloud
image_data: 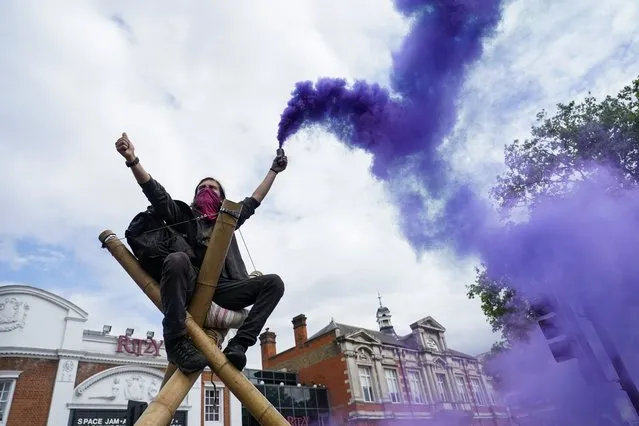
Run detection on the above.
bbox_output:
[276,0,637,423]
[278,0,502,251]
[480,168,639,424]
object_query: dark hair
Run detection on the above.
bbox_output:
[194,177,226,199]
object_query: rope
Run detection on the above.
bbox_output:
[113,209,259,271]
[238,228,257,271]
[110,214,207,243]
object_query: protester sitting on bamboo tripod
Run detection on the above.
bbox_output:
[115,132,286,373]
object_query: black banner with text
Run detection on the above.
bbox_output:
[69,409,187,426]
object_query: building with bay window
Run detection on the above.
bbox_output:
[259,303,512,425]
[0,284,241,426]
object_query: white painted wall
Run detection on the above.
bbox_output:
[0,285,242,426]
[0,285,86,350]
[230,391,243,426]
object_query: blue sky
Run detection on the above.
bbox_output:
[0,0,637,369]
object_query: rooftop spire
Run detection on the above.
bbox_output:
[376,292,396,336]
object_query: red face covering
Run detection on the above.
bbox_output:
[194,187,222,221]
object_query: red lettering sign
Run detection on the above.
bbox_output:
[116,335,164,357]
[286,416,309,426]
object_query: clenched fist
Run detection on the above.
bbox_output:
[115,132,136,162]
[271,153,288,174]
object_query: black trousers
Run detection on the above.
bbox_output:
[159,252,285,348]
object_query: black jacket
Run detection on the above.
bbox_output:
[139,176,260,282]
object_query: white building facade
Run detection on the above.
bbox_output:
[0,284,241,426]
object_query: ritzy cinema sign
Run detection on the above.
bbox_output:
[116,335,163,357]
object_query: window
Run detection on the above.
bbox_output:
[263,384,279,406]
[407,371,426,404]
[384,369,401,403]
[278,387,294,408]
[0,376,18,426]
[470,378,486,405]
[358,366,374,402]
[204,387,222,423]
[435,373,450,402]
[455,376,469,403]
[316,388,329,409]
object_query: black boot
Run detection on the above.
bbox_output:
[165,336,209,374]
[223,340,247,371]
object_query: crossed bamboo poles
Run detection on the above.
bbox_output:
[99,199,288,426]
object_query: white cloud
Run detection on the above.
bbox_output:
[1,0,637,372]
[0,240,66,271]
[448,0,639,193]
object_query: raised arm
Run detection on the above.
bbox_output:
[116,133,151,185]
[115,132,187,224]
[233,152,288,229]
[251,152,288,203]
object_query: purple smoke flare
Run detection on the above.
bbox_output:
[276,0,638,424]
[277,0,503,250]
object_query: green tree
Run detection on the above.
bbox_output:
[467,266,536,347]
[469,76,639,348]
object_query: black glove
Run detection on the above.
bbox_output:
[270,153,288,174]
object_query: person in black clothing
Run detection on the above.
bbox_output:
[115,132,287,373]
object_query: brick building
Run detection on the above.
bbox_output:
[259,302,513,425]
[0,284,240,426]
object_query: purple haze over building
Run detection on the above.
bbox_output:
[277,0,637,424]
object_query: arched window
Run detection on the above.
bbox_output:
[355,348,375,402]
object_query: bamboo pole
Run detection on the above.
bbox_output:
[161,200,243,387]
[98,229,200,425]
[98,206,288,426]
[190,200,242,325]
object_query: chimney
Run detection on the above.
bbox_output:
[292,314,308,347]
[259,329,277,369]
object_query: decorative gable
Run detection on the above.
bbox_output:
[410,316,446,332]
[0,285,88,351]
[434,358,447,369]
[345,330,381,345]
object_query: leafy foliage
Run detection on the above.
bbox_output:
[469,76,639,346]
[492,77,639,209]
[467,265,536,344]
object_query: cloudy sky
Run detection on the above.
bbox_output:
[0,0,637,370]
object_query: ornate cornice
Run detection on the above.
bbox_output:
[0,347,168,368]
[66,402,193,410]
[57,350,89,360]
[0,347,59,359]
[81,353,167,368]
